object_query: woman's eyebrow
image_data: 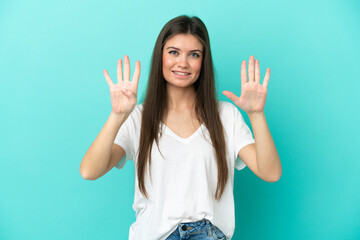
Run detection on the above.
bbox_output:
[166,46,202,53]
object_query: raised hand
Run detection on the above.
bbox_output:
[222,55,270,114]
[103,55,140,115]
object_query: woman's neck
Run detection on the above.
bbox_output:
[166,84,196,112]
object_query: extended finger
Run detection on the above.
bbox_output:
[117,59,123,83]
[124,55,130,81]
[103,69,114,87]
[263,68,270,88]
[241,60,247,85]
[248,56,255,82]
[132,60,141,91]
[222,90,239,105]
[255,59,260,83]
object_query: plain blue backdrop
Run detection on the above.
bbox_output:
[1,0,359,239]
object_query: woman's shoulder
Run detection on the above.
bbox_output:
[218,100,232,108]
[217,100,237,115]
[135,102,144,111]
[133,102,144,112]
[127,103,144,122]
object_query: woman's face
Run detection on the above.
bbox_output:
[162,34,203,89]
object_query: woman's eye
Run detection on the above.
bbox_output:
[169,50,178,55]
[190,53,200,58]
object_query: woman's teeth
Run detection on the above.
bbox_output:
[173,71,190,75]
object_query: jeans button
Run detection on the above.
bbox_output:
[182,225,187,231]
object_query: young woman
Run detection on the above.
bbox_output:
[80,15,281,240]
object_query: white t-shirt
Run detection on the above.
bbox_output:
[114,100,255,240]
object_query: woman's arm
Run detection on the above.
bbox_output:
[80,112,129,180]
[80,56,140,180]
[247,112,281,182]
[223,55,282,182]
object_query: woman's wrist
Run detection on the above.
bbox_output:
[110,111,130,123]
[248,111,265,121]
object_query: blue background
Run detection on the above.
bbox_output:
[1,0,359,239]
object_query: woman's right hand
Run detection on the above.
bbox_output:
[103,55,141,115]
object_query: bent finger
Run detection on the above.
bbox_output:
[121,88,130,97]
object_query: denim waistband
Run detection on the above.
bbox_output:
[166,218,226,240]
[178,218,212,237]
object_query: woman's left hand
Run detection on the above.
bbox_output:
[223,55,270,114]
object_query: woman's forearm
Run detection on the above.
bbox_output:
[79,112,129,180]
[248,112,282,181]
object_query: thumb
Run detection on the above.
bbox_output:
[222,91,238,103]
[121,88,132,98]
[122,88,138,100]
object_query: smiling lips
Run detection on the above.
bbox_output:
[172,70,191,76]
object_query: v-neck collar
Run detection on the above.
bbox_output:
[161,122,204,144]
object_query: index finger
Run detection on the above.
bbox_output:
[241,60,247,85]
[131,60,141,91]
[103,69,114,87]
[263,68,270,88]
[117,59,123,83]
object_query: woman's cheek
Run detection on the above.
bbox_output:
[194,60,202,72]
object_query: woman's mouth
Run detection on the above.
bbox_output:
[172,71,191,77]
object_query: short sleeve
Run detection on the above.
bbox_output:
[232,105,255,170]
[113,109,137,169]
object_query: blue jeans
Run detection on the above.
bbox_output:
[165,218,226,240]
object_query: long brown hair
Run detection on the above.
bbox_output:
[138,15,228,201]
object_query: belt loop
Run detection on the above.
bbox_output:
[206,219,211,237]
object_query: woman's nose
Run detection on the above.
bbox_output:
[177,55,189,68]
